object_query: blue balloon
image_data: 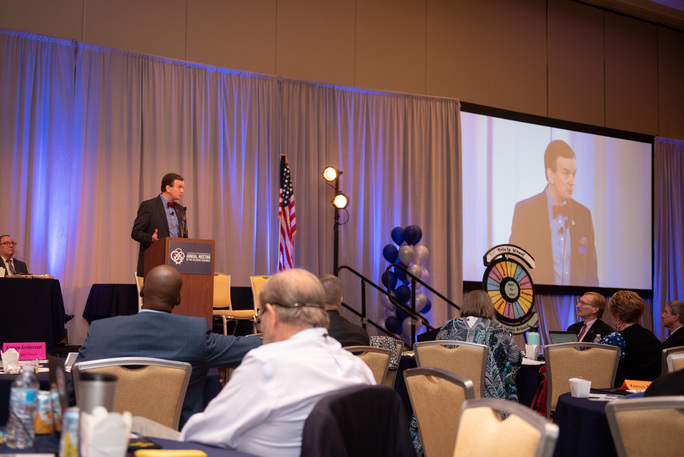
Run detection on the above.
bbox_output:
[381,271,397,290]
[385,316,401,333]
[403,225,419,245]
[419,298,432,314]
[395,284,411,303]
[414,225,423,244]
[391,227,404,245]
[395,307,410,322]
[392,265,407,283]
[382,244,398,263]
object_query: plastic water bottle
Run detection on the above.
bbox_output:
[593,334,602,343]
[5,365,39,448]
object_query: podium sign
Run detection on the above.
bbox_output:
[168,239,213,275]
[144,238,215,324]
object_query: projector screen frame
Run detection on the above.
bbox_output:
[460,102,654,299]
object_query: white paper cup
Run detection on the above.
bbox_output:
[525,344,539,360]
[1,348,19,373]
[569,377,592,398]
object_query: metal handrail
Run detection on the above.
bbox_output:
[336,264,443,344]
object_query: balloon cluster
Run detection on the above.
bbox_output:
[380,225,431,340]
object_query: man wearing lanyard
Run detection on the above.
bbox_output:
[131,173,188,277]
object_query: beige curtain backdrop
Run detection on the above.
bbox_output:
[1,29,461,343]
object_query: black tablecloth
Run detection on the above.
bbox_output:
[0,278,66,353]
[82,284,139,323]
[552,392,618,457]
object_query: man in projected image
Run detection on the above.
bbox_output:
[509,139,598,286]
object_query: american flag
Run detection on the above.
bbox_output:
[278,154,296,271]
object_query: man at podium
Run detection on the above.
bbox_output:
[132,173,189,276]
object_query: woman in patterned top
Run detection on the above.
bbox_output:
[436,290,523,401]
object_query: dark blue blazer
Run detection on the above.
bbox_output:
[76,311,261,427]
[131,196,188,276]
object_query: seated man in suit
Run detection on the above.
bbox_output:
[319,274,370,347]
[567,292,613,342]
[180,268,374,457]
[76,265,261,428]
[661,300,684,349]
[0,235,29,276]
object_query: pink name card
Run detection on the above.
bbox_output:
[2,342,46,360]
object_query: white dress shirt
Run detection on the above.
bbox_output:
[180,327,375,457]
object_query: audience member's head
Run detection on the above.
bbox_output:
[319,274,343,311]
[663,300,684,331]
[608,290,644,326]
[0,234,16,260]
[460,290,496,320]
[258,269,329,344]
[578,292,606,319]
[140,265,183,312]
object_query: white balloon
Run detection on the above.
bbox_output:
[402,317,413,335]
[381,294,396,312]
[398,245,415,265]
[415,292,427,309]
[421,267,430,283]
[408,264,423,280]
[415,245,429,265]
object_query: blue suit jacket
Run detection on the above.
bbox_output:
[76,311,261,427]
[131,196,188,276]
[510,191,598,286]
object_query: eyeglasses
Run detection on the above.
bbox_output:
[577,300,594,307]
[0,241,17,246]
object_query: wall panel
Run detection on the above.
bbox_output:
[657,26,684,140]
[0,0,83,40]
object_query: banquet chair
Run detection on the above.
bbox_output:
[134,272,144,310]
[249,275,270,315]
[213,273,257,335]
[662,345,684,373]
[300,384,415,457]
[666,353,684,373]
[404,367,475,457]
[453,398,559,457]
[370,335,405,387]
[413,340,488,398]
[544,342,620,417]
[606,396,684,457]
[344,346,391,385]
[73,357,192,430]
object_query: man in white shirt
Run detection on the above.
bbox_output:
[180,268,375,457]
[567,291,613,342]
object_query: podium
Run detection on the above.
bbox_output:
[144,238,215,325]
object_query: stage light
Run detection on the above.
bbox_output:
[332,193,349,209]
[322,167,339,182]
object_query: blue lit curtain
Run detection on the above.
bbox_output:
[653,137,684,340]
[1,29,461,343]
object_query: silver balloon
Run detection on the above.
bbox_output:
[381,294,395,311]
[408,263,423,279]
[398,245,415,265]
[415,292,427,309]
[401,316,413,336]
[414,245,429,266]
[421,267,430,283]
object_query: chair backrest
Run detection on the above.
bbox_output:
[134,272,144,310]
[413,340,488,398]
[606,396,684,457]
[249,275,270,313]
[453,398,559,457]
[663,345,684,374]
[404,367,475,457]
[300,384,415,457]
[667,353,684,373]
[213,272,232,309]
[370,335,404,387]
[345,346,391,385]
[544,342,620,417]
[73,357,192,430]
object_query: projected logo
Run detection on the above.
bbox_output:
[482,245,538,334]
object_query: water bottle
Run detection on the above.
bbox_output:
[593,334,602,343]
[6,365,39,448]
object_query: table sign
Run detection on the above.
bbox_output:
[2,342,46,360]
[617,379,651,391]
